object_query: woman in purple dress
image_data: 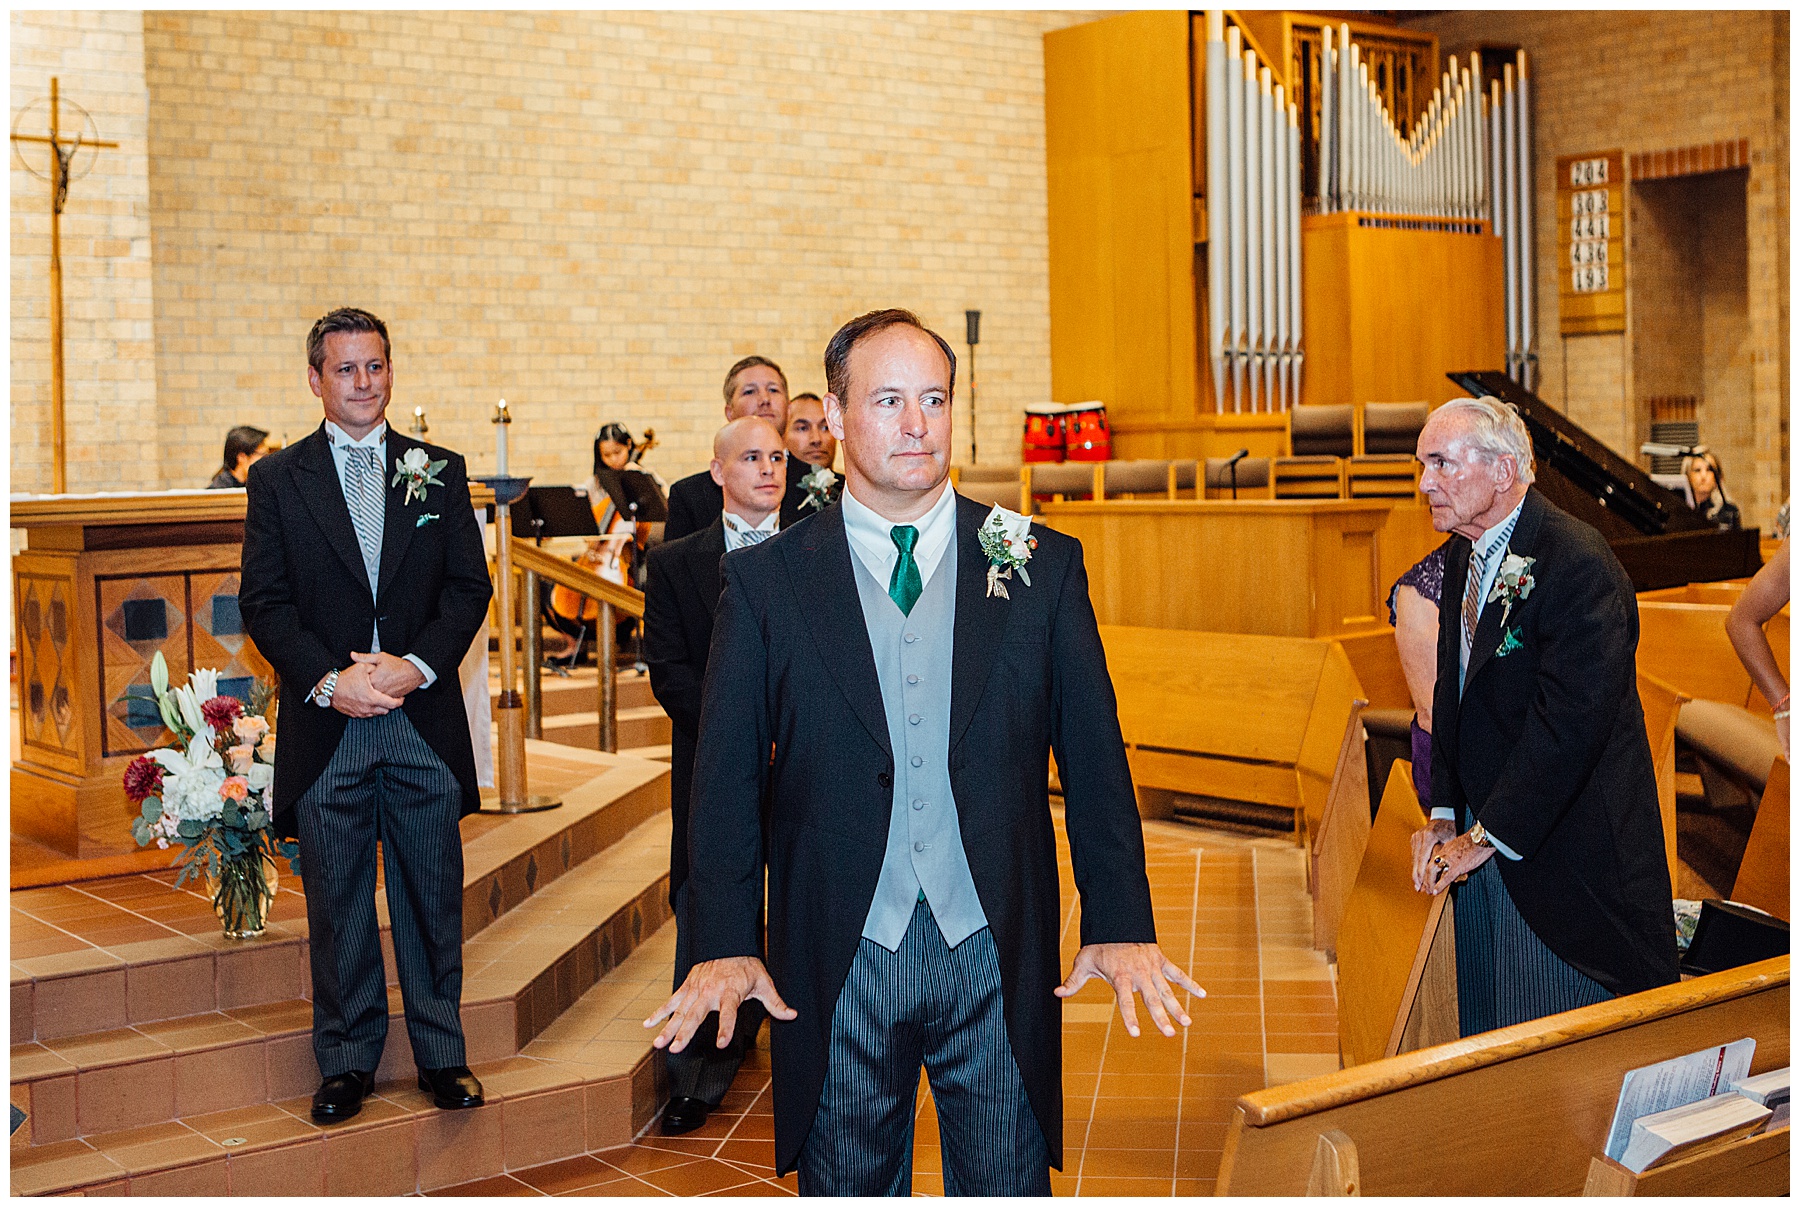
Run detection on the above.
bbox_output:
[1388,542,1450,808]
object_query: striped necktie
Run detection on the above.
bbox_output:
[343,444,384,592]
[1459,542,1491,692]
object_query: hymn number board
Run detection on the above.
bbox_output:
[1557,150,1626,335]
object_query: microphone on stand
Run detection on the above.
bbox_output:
[1224,447,1249,500]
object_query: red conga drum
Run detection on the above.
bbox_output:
[1022,404,1067,463]
[1064,401,1111,462]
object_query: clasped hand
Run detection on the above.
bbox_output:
[329,651,425,718]
[1410,818,1496,894]
[647,943,1204,1049]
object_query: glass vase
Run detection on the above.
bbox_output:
[205,853,279,940]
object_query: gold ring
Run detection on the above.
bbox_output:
[1432,856,1450,871]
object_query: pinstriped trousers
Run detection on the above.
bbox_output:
[1453,854,1612,1036]
[295,709,468,1077]
[798,899,1051,1197]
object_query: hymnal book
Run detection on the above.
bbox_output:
[1731,1067,1790,1115]
[1618,1092,1772,1173]
[1604,1038,1756,1160]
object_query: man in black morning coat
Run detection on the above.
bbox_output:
[643,416,791,1135]
[662,354,809,540]
[1412,395,1679,1035]
[240,308,493,1122]
[648,309,1202,1195]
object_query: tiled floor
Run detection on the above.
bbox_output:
[430,817,1339,1197]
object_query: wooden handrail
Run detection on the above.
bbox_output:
[1235,956,1789,1127]
[508,537,645,619]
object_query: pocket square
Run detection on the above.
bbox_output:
[1494,626,1523,657]
[416,512,441,528]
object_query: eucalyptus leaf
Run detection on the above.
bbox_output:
[177,818,204,840]
[141,799,163,822]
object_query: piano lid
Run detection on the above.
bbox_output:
[1449,370,1711,541]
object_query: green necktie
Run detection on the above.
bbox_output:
[888,525,922,615]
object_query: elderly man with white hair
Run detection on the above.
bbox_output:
[1410,396,1679,1035]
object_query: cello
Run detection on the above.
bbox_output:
[548,427,660,625]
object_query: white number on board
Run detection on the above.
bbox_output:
[1571,188,1610,216]
[1571,263,1610,293]
[1570,212,1611,241]
[1570,157,1610,187]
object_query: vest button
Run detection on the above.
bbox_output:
[906,674,920,685]
[913,842,926,852]
[908,714,921,725]
[911,756,923,768]
[904,633,918,643]
[878,772,892,788]
[912,799,926,811]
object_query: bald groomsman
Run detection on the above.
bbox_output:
[643,416,789,1134]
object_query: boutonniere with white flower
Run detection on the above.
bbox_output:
[391,446,447,506]
[799,464,840,512]
[978,505,1037,600]
[1486,551,1537,625]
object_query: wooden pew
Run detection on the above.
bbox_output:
[1731,758,1790,921]
[1334,629,1414,712]
[1334,763,1458,1066]
[1215,956,1790,1196]
[1098,625,1364,844]
[1637,671,1689,891]
[1308,702,1371,958]
[1636,600,1790,716]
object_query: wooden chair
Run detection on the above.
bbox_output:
[950,464,1024,511]
[1098,626,1364,844]
[1216,956,1790,1195]
[1202,455,1272,499]
[1290,403,1357,457]
[1272,455,1347,499]
[1021,461,1099,513]
[1637,670,1690,891]
[1334,762,1458,1068]
[1358,401,1431,457]
[1345,456,1421,499]
[1731,757,1789,921]
[1097,458,1188,501]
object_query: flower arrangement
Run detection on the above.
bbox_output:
[125,652,299,938]
[977,505,1038,599]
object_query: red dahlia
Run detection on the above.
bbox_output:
[200,695,244,732]
[122,755,164,804]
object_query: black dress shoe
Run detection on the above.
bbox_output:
[661,1096,710,1136]
[417,1065,484,1109]
[311,1070,376,1122]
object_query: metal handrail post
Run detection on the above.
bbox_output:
[598,600,617,753]
[521,568,542,740]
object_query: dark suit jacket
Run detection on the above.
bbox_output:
[663,469,808,541]
[642,518,727,906]
[1431,488,1680,997]
[239,424,494,835]
[687,494,1156,1174]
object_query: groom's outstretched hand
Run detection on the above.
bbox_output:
[1056,943,1205,1038]
[645,957,797,1054]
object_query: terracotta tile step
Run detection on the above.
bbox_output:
[11,747,669,1046]
[538,708,671,753]
[491,667,659,715]
[10,916,684,1197]
[12,814,676,1152]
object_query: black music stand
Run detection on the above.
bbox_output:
[592,468,669,524]
[518,486,602,544]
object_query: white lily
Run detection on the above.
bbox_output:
[172,685,210,742]
[187,668,221,703]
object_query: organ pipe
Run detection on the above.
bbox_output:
[1203,14,1305,413]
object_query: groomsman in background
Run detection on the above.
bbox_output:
[664,356,809,539]
[643,416,790,1133]
[240,308,493,1121]
[784,392,839,471]
[1412,396,1679,1035]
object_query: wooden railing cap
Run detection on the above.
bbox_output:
[1236,956,1789,1127]
[508,536,645,619]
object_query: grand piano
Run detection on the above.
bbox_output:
[1451,370,1764,591]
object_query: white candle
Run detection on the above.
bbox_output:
[495,398,509,476]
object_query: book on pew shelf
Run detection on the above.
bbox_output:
[1604,1038,1756,1160]
[1730,1067,1790,1110]
[1618,1092,1772,1173]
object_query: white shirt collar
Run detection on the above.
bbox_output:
[325,420,386,449]
[722,509,780,536]
[1473,495,1526,560]
[840,480,960,591]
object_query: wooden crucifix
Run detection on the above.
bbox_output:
[11,78,118,493]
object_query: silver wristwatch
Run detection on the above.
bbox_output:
[310,668,342,708]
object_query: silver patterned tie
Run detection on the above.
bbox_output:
[1459,544,1490,693]
[343,445,384,593]
[735,528,772,547]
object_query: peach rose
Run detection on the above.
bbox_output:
[232,714,270,744]
[257,733,276,763]
[225,744,254,775]
[219,776,249,802]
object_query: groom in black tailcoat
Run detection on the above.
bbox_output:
[240,307,493,1122]
[648,309,1202,1194]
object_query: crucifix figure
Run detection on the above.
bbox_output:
[11,78,118,493]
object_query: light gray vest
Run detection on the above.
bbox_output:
[851,542,989,951]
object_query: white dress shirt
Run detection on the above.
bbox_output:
[1431,494,1526,859]
[721,508,781,551]
[320,420,437,694]
[840,481,959,592]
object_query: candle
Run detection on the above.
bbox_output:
[495,398,510,476]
